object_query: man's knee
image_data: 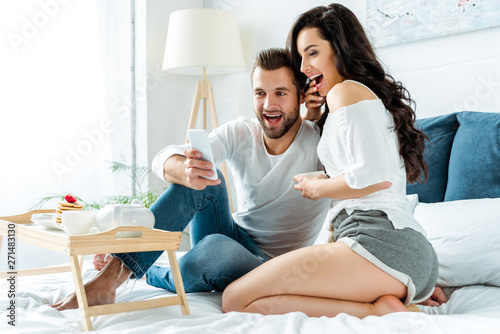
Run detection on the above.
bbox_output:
[196,234,234,258]
[199,234,264,272]
[185,234,245,270]
[177,235,228,286]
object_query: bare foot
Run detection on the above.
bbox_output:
[50,257,131,311]
[50,281,116,310]
[371,295,408,316]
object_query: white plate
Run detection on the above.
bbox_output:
[31,213,60,230]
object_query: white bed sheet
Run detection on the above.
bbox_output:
[1,261,500,334]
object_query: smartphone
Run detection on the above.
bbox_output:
[305,77,311,89]
[304,77,319,96]
[187,129,218,180]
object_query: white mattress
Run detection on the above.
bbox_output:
[1,261,500,334]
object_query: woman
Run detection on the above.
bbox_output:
[222,4,439,318]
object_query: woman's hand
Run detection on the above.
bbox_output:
[294,173,391,201]
[302,79,325,121]
[418,286,447,307]
[293,173,328,200]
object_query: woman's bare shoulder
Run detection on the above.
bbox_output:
[327,81,378,113]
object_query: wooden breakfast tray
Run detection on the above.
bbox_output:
[0,210,190,331]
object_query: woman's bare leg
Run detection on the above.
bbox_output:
[244,294,405,318]
[222,242,408,318]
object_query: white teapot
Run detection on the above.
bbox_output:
[95,199,155,237]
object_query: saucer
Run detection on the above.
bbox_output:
[31,213,59,230]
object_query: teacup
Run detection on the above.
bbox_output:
[296,171,327,178]
[62,211,96,235]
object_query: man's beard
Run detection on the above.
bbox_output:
[257,107,300,139]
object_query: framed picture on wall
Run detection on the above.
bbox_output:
[366,0,500,47]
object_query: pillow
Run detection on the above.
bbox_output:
[405,194,419,212]
[407,113,459,203]
[444,111,500,201]
[414,198,500,287]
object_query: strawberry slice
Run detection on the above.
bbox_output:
[64,193,78,203]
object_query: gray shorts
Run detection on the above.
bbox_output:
[332,209,438,305]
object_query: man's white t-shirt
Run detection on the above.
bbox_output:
[152,117,330,259]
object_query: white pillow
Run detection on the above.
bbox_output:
[414,198,500,287]
[406,194,419,212]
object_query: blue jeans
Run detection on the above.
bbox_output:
[114,171,267,292]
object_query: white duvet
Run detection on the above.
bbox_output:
[1,261,500,334]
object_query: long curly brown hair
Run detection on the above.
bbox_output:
[287,3,428,183]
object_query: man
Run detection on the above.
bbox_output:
[51,48,330,310]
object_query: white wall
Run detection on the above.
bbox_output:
[375,25,500,119]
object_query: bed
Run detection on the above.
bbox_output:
[1,264,500,333]
[2,111,500,333]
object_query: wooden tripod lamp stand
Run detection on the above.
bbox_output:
[162,8,246,212]
[187,67,219,140]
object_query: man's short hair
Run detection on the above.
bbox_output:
[251,48,305,96]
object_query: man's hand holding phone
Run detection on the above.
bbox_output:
[183,148,220,190]
[184,129,220,190]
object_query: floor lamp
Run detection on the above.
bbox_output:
[162,8,246,213]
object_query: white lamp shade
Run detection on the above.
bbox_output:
[162,8,246,76]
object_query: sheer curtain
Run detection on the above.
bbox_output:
[0,0,136,269]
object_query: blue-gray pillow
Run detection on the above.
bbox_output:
[406,112,459,203]
[444,111,500,201]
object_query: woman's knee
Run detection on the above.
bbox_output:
[222,281,246,313]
